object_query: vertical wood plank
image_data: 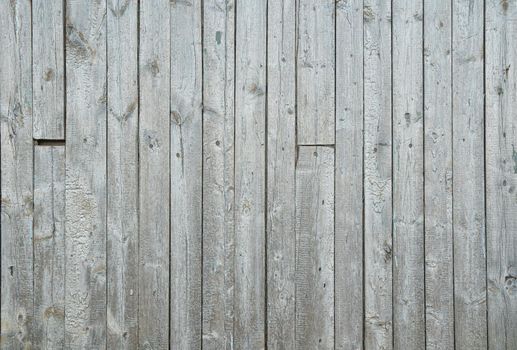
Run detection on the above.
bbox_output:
[335,0,363,348]
[424,0,454,348]
[295,146,335,349]
[65,0,107,347]
[34,146,65,349]
[32,0,65,139]
[106,0,138,348]
[296,0,335,144]
[170,0,203,348]
[392,0,425,348]
[363,0,393,348]
[266,0,296,347]
[234,0,267,346]
[138,0,170,348]
[486,1,517,349]
[452,0,487,349]
[202,0,236,348]
[0,1,34,347]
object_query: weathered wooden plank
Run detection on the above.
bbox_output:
[65,0,107,348]
[170,0,202,348]
[138,0,170,348]
[234,0,267,346]
[392,1,425,348]
[335,0,363,348]
[201,0,235,348]
[423,0,454,348]
[295,146,335,349]
[452,0,487,348]
[296,0,335,144]
[106,0,138,348]
[266,0,296,347]
[363,0,393,348]
[486,1,517,349]
[34,146,65,349]
[0,1,34,347]
[32,0,65,139]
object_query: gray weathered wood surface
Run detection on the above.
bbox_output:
[138,0,170,348]
[424,0,454,349]
[392,0,425,348]
[106,0,138,348]
[2,1,517,349]
[64,0,107,347]
[34,146,65,349]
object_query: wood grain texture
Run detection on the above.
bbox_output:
[296,0,335,144]
[33,146,65,349]
[363,0,393,348]
[295,146,335,349]
[486,1,517,349]
[64,0,107,348]
[234,0,267,346]
[4,1,517,348]
[392,0,425,348]
[138,0,170,348]
[0,1,34,347]
[266,0,296,347]
[202,0,235,348]
[452,0,487,349]
[424,0,454,349]
[106,0,138,348]
[170,0,203,347]
[32,0,65,140]
[335,0,363,348]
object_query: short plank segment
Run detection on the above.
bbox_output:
[296,0,335,144]
[170,0,203,348]
[392,0,425,348]
[65,0,107,348]
[32,0,65,139]
[202,0,236,348]
[234,0,267,346]
[363,0,393,348]
[139,0,170,348]
[106,0,139,348]
[34,146,66,349]
[0,1,34,347]
[424,0,454,349]
[295,146,335,349]
[486,1,517,349]
[452,0,488,348]
[335,0,363,348]
[266,0,296,347]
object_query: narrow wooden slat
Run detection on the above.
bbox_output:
[0,1,34,347]
[170,0,203,347]
[335,0,363,348]
[424,0,454,348]
[138,0,170,347]
[295,146,335,349]
[65,0,107,347]
[201,0,236,348]
[234,0,267,346]
[32,0,65,139]
[34,146,65,349]
[106,0,138,347]
[363,0,393,348]
[392,1,425,348]
[296,0,335,144]
[452,0,488,348]
[486,1,517,349]
[266,0,296,347]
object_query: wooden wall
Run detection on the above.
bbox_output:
[1,0,516,348]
